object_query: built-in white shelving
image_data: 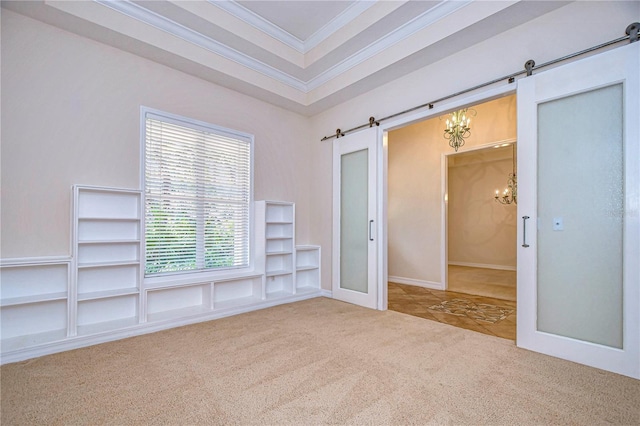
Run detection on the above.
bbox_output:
[1,292,68,307]
[213,275,263,310]
[256,201,296,299]
[144,273,266,322]
[72,186,142,335]
[0,259,71,351]
[1,193,322,364]
[146,282,212,323]
[295,245,321,292]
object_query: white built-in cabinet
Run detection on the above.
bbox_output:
[0,188,321,363]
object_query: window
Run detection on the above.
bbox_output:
[142,109,252,276]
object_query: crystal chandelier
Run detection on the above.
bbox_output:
[495,144,517,205]
[444,109,474,152]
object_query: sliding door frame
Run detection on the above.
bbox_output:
[376,85,517,311]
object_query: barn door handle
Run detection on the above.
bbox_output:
[522,216,530,248]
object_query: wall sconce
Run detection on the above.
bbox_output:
[495,143,517,205]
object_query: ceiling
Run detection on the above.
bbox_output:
[2,0,569,115]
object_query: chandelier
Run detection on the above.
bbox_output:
[495,143,517,205]
[444,109,474,152]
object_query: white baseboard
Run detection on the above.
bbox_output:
[0,290,323,365]
[388,276,444,290]
[448,261,516,271]
[320,289,332,298]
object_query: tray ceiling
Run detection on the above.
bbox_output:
[2,0,569,115]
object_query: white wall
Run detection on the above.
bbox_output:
[387,96,516,285]
[309,1,638,291]
[0,10,313,259]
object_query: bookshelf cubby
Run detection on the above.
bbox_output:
[0,259,70,351]
[295,245,321,293]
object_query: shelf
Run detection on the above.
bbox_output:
[147,305,210,323]
[78,239,140,245]
[76,186,140,220]
[266,230,293,240]
[1,299,67,345]
[77,265,138,295]
[265,290,294,300]
[214,295,263,311]
[266,239,293,254]
[0,257,70,267]
[77,219,139,241]
[147,284,211,321]
[266,221,293,225]
[266,251,293,256]
[266,269,293,277]
[1,262,69,301]
[78,288,139,301]
[145,280,211,291]
[296,245,319,251]
[77,260,140,269]
[78,217,140,222]
[1,292,67,307]
[77,316,138,336]
[265,236,293,241]
[295,286,321,295]
[295,245,320,274]
[264,202,294,223]
[214,273,263,283]
[213,275,261,308]
[296,265,318,272]
[0,328,67,353]
[295,245,320,290]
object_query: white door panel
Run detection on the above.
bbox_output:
[332,128,378,309]
[517,42,639,379]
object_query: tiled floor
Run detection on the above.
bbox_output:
[448,265,516,301]
[388,282,516,340]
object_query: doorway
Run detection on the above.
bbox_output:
[446,143,517,301]
[386,95,518,339]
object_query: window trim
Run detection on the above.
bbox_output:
[140,106,255,284]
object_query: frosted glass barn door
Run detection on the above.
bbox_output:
[517,42,639,379]
[332,128,378,309]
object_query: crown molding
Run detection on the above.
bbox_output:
[209,0,305,52]
[95,0,307,91]
[210,0,375,54]
[92,0,473,103]
[306,0,472,91]
[302,1,376,53]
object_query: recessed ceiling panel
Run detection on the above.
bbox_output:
[237,0,355,41]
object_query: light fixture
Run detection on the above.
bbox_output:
[495,143,517,205]
[444,109,475,152]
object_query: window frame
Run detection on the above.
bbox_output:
[140,106,255,284]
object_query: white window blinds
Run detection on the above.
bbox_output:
[144,111,252,276]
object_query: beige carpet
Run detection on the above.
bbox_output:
[2,298,639,425]
[448,265,517,301]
